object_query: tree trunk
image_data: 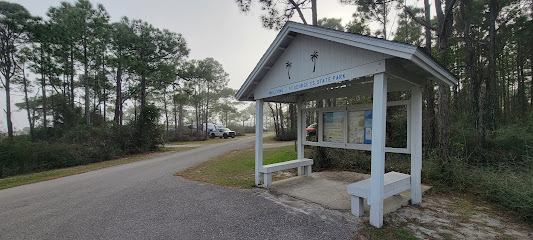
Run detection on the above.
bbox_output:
[4,76,13,138]
[84,42,90,125]
[40,47,47,129]
[461,0,485,155]
[163,88,169,133]
[531,54,533,110]
[102,51,106,122]
[382,1,387,39]
[435,0,456,173]
[70,46,75,107]
[140,75,147,115]
[289,103,296,131]
[205,83,210,139]
[173,96,178,133]
[278,103,285,134]
[195,97,200,140]
[487,0,499,130]
[114,63,122,125]
[268,103,279,135]
[21,64,34,140]
[311,0,317,26]
[178,103,184,133]
[420,0,436,151]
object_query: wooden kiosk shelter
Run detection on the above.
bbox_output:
[236,22,457,228]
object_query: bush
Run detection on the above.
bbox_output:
[485,125,533,170]
[132,105,164,152]
[0,105,165,179]
[308,147,410,173]
[166,129,193,142]
[0,139,84,178]
[273,128,297,141]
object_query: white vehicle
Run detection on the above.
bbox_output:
[210,128,236,139]
[188,122,216,132]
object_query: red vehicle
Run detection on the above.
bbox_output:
[306,123,317,137]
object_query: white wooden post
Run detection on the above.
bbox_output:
[255,99,264,186]
[410,86,423,204]
[370,73,387,228]
[297,97,305,176]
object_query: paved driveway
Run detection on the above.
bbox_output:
[0,136,356,239]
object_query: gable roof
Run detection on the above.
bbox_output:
[236,21,458,101]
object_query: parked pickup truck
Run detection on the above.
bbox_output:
[209,128,236,139]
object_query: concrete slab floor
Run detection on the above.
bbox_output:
[269,171,431,216]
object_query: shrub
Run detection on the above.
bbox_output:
[0,105,165,179]
[166,129,193,142]
[133,105,164,152]
[0,139,83,178]
[273,128,297,141]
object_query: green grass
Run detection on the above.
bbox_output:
[176,145,297,188]
[263,134,277,143]
[0,147,196,190]
[358,224,418,240]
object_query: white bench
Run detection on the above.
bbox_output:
[259,158,313,187]
[347,171,410,216]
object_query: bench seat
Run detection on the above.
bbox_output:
[259,158,313,187]
[347,171,410,216]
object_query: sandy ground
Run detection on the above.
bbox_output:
[262,183,533,239]
[379,193,533,239]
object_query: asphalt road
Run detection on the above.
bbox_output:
[0,136,356,239]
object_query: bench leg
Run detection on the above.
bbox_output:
[304,165,312,176]
[297,167,304,176]
[263,173,272,187]
[351,196,364,217]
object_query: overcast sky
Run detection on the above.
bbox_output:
[2,0,423,131]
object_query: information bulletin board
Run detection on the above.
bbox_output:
[322,112,344,143]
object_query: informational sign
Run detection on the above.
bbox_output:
[364,110,372,144]
[348,111,365,144]
[323,112,344,143]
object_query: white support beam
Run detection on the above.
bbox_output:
[297,97,305,176]
[410,86,423,204]
[370,73,387,228]
[255,99,264,186]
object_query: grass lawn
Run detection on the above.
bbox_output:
[262,134,277,143]
[175,145,297,189]
[0,147,196,190]
[357,224,418,240]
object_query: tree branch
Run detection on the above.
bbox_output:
[287,0,308,25]
[404,6,437,31]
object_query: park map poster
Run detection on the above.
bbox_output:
[364,110,372,144]
[323,112,344,143]
[348,110,372,144]
[348,111,365,144]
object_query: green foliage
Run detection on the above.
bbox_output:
[0,120,165,178]
[134,104,164,152]
[317,17,344,30]
[485,124,533,169]
[226,123,254,136]
[166,130,193,142]
[273,128,297,141]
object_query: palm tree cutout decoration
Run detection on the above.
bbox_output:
[285,61,292,79]
[311,50,318,72]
